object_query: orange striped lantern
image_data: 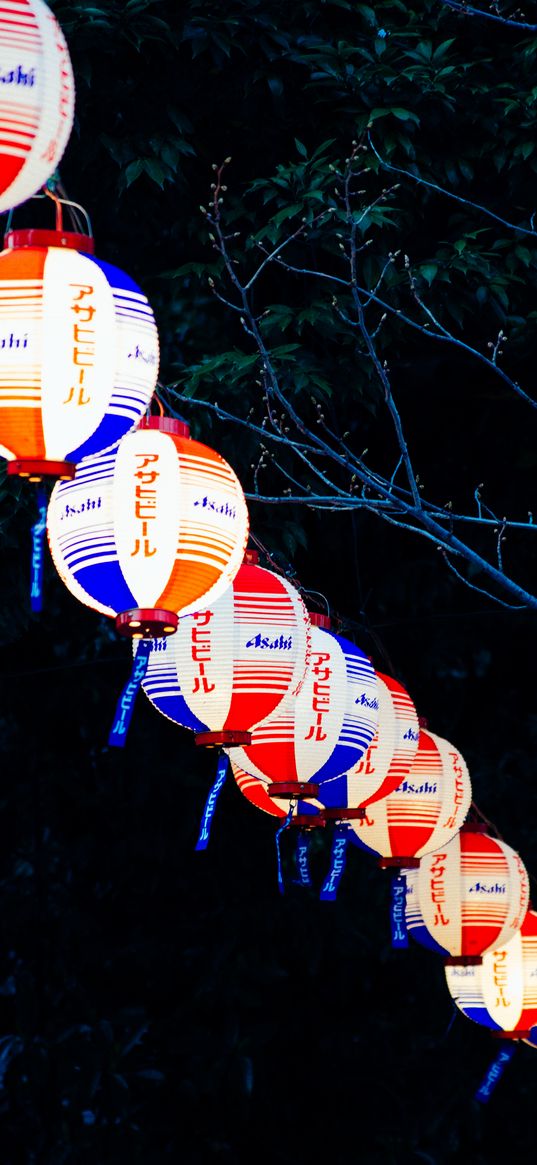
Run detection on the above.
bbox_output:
[318,670,420,823]
[140,548,310,748]
[0,0,74,213]
[46,416,249,637]
[0,223,159,480]
[404,825,529,965]
[445,907,537,1040]
[344,729,472,867]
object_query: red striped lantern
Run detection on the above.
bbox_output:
[230,618,378,800]
[404,825,529,964]
[0,0,74,213]
[140,548,311,746]
[47,416,249,637]
[344,729,472,867]
[445,907,537,1040]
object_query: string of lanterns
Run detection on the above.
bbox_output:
[0,0,535,1103]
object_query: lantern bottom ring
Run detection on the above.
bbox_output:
[489,1030,530,1040]
[267,782,320,798]
[322,807,366,820]
[7,458,76,481]
[444,955,483,966]
[290,814,325,829]
[115,608,179,638]
[378,856,420,869]
[195,730,252,748]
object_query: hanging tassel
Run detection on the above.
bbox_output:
[390,872,409,949]
[195,752,229,851]
[30,486,48,613]
[294,830,313,887]
[319,825,348,901]
[108,639,152,747]
[275,805,294,896]
[474,1043,517,1104]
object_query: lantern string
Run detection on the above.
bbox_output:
[293,829,313,887]
[195,752,229,851]
[30,486,48,613]
[390,872,409,949]
[107,639,152,748]
[319,824,349,901]
[275,802,295,895]
[474,1042,517,1104]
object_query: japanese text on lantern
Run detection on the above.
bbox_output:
[305,651,331,742]
[442,751,466,831]
[429,852,450,927]
[492,950,511,1010]
[64,284,96,406]
[191,610,215,694]
[131,453,159,557]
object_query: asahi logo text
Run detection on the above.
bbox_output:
[396,779,438,795]
[60,497,102,519]
[245,633,293,650]
[468,882,506,894]
[193,496,237,519]
[0,65,35,86]
[0,332,28,349]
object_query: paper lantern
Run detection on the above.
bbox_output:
[0,225,159,479]
[318,670,420,822]
[445,907,537,1040]
[47,416,249,636]
[344,729,472,866]
[404,826,529,964]
[0,0,74,213]
[141,548,310,745]
[230,616,378,799]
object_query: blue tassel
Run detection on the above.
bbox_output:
[390,872,409,949]
[319,826,348,901]
[475,1043,517,1104]
[294,831,313,887]
[108,639,152,748]
[195,753,229,851]
[30,487,48,612]
[275,806,294,895]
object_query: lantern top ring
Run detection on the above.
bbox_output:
[115,609,179,639]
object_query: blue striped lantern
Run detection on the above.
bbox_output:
[0,223,159,481]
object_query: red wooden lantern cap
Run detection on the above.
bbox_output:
[7,458,75,481]
[195,730,252,748]
[4,228,95,255]
[322,807,366,820]
[138,416,190,438]
[115,608,179,638]
[243,548,259,565]
[267,781,320,798]
[309,611,331,629]
[290,814,326,829]
[378,856,421,869]
[444,955,483,966]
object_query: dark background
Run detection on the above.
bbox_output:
[0,2,536,1161]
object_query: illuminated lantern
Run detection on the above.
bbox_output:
[47,416,249,636]
[404,825,529,964]
[230,615,378,800]
[140,548,311,747]
[0,222,159,480]
[318,671,420,823]
[344,729,472,867]
[445,907,537,1040]
[0,0,74,213]
[232,759,322,826]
